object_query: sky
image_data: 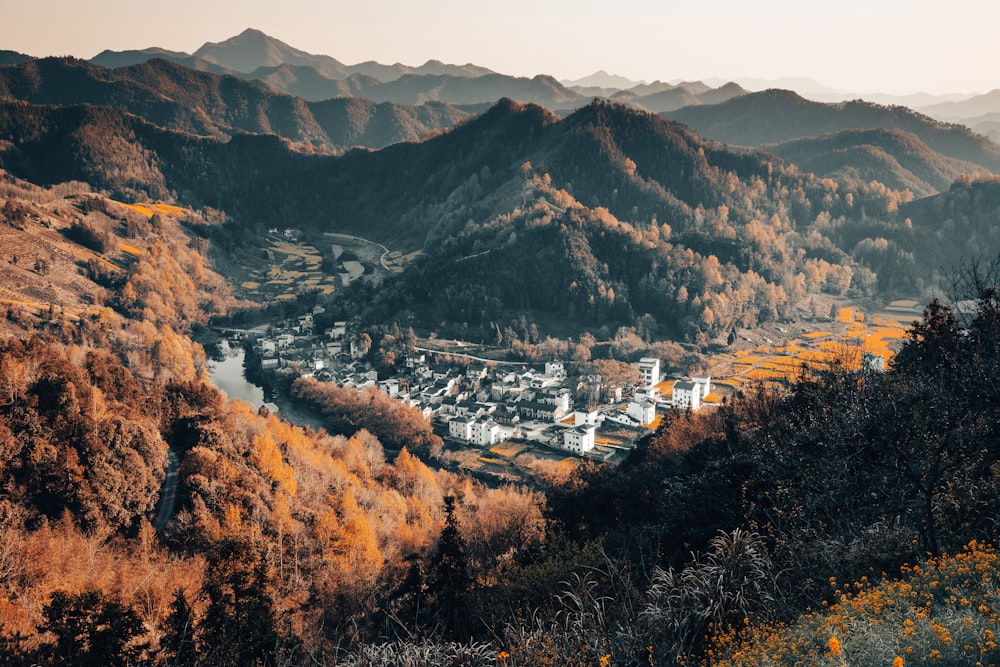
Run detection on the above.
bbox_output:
[3,0,998,96]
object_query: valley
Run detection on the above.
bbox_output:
[2,22,1000,667]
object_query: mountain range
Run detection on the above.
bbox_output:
[0,85,974,339]
[89,28,747,111]
[665,89,1000,172]
[0,56,481,152]
[3,29,1000,339]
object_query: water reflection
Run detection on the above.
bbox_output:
[208,340,270,410]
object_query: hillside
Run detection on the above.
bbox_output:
[665,89,1000,174]
[8,90,1000,333]
[921,88,1000,121]
[0,57,476,151]
[768,128,984,197]
[341,72,586,108]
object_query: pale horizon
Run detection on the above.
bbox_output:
[3,0,998,97]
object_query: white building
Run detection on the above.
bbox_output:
[449,416,474,441]
[692,376,712,398]
[378,379,400,397]
[627,399,656,425]
[573,409,602,427]
[545,360,566,377]
[563,425,597,454]
[470,419,505,446]
[672,380,701,411]
[638,357,661,389]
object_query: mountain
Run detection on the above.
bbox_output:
[308,97,483,149]
[6,90,995,336]
[192,27,349,78]
[971,114,1000,143]
[731,76,849,100]
[92,28,497,91]
[0,50,33,65]
[609,82,747,114]
[246,63,369,101]
[0,57,476,152]
[90,47,212,70]
[626,81,683,97]
[921,89,1000,121]
[343,72,586,108]
[616,87,701,113]
[768,128,985,197]
[0,56,324,141]
[8,95,930,342]
[346,58,495,82]
[697,82,749,105]
[665,89,1000,173]
[561,70,644,90]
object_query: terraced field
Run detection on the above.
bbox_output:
[699,300,917,397]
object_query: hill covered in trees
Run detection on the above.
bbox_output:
[1,86,994,339]
[768,128,987,198]
[0,57,477,152]
[3,168,1000,664]
[666,89,1000,173]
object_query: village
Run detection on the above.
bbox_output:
[221,232,912,473]
[242,307,718,463]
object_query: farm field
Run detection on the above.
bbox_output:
[696,300,918,397]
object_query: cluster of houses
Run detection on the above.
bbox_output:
[249,312,713,459]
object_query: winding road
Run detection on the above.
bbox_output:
[153,448,180,532]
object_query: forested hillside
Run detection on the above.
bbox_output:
[3,168,1000,665]
[0,57,476,151]
[666,89,1000,172]
[768,128,986,197]
[0,174,545,665]
[3,89,993,339]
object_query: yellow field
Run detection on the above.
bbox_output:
[489,443,528,458]
[115,201,186,218]
[705,302,913,393]
[118,243,142,256]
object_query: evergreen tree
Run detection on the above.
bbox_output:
[40,589,147,666]
[198,536,279,666]
[427,495,472,640]
[161,588,197,666]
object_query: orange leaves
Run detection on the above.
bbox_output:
[704,542,1000,666]
[250,430,297,496]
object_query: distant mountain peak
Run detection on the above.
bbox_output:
[193,28,345,75]
[562,70,646,91]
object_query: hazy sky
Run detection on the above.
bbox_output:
[3,0,997,95]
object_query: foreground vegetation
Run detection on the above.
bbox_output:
[2,131,1000,664]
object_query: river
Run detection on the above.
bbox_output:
[208,339,274,411]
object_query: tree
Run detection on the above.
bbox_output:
[426,496,472,640]
[40,590,148,666]
[198,537,279,667]
[161,588,197,666]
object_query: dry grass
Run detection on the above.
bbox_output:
[489,443,528,458]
